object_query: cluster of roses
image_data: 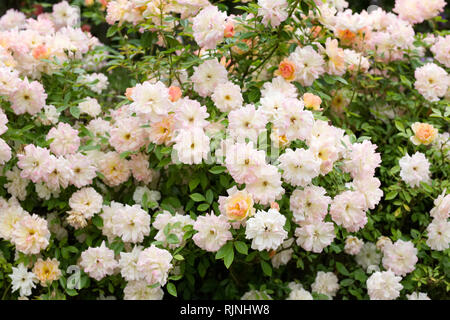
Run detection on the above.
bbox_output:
[0,0,448,300]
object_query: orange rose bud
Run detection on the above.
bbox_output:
[410,122,438,145]
[303,93,322,111]
[84,0,94,6]
[32,45,49,60]
[276,59,296,81]
[311,25,322,39]
[270,202,280,210]
[169,86,182,102]
[224,21,235,38]
[125,87,134,101]
[220,56,232,68]
[337,29,356,46]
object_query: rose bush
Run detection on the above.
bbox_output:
[0,0,448,300]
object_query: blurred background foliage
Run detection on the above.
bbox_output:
[1,0,448,32]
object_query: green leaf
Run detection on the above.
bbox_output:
[173,254,184,261]
[385,191,398,200]
[340,279,354,287]
[92,215,103,228]
[209,166,226,174]
[190,193,206,202]
[224,247,234,269]
[336,262,350,276]
[167,234,180,244]
[234,241,248,255]
[205,189,214,204]
[216,241,233,259]
[189,178,200,191]
[260,260,272,277]
[70,106,80,119]
[197,203,210,211]
[394,120,405,132]
[166,282,177,297]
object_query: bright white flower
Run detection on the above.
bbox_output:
[288,46,325,86]
[0,9,26,30]
[79,241,118,281]
[274,99,314,141]
[295,221,335,253]
[191,59,228,97]
[245,208,288,251]
[78,97,102,117]
[130,81,170,121]
[227,104,268,143]
[414,63,449,102]
[9,264,37,297]
[399,152,431,188]
[330,191,368,232]
[47,122,80,156]
[224,141,266,185]
[351,177,383,210]
[343,140,381,180]
[430,190,450,220]
[290,186,331,225]
[52,1,80,28]
[192,6,227,49]
[0,138,11,165]
[114,204,151,243]
[271,238,294,268]
[431,35,450,68]
[311,271,339,299]
[211,81,243,112]
[0,204,28,241]
[124,281,164,300]
[426,219,450,251]
[193,213,232,252]
[118,246,143,281]
[12,214,50,255]
[257,0,288,27]
[174,98,209,130]
[286,282,313,300]
[245,165,285,206]
[69,187,103,219]
[366,271,402,300]
[173,128,210,165]
[260,76,297,99]
[278,148,321,187]
[136,245,173,286]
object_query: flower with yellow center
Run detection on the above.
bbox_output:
[220,189,255,222]
[270,127,290,149]
[148,114,175,146]
[32,258,61,286]
[410,122,438,145]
